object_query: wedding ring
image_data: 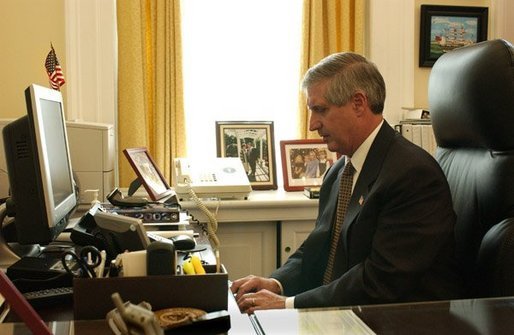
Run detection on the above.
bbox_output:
[252,298,256,306]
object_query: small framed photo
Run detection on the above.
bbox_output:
[280,139,338,192]
[216,121,277,190]
[123,147,174,201]
[419,5,488,67]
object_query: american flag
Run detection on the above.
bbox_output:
[45,45,65,90]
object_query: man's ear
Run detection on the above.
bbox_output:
[352,91,367,115]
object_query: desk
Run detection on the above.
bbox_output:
[254,296,514,335]
[0,290,254,334]
[3,292,514,334]
[1,217,255,333]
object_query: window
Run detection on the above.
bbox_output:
[181,0,303,186]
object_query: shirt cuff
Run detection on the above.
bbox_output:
[270,278,284,295]
[285,296,295,309]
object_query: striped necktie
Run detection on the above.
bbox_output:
[323,160,354,285]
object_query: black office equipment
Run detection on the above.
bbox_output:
[69,203,106,250]
[61,245,102,278]
[106,188,149,208]
[93,211,150,260]
[170,234,196,251]
[22,286,73,307]
[146,241,175,276]
[2,84,77,257]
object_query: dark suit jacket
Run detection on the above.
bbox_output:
[271,122,464,308]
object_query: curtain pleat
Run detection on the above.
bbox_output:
[298,0,366,139]
[117,0,186,188]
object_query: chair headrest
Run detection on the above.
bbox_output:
[429,39,514,150]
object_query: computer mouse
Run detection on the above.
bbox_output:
[170,234,196,250]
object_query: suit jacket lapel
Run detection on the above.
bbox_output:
[342,122,396,249]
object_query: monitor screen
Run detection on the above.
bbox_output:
[2,84,77,247]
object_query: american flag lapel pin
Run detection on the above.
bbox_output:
[359,195,364,206]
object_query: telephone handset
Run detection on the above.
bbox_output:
[173,158,194,191]
[107,188,149,207]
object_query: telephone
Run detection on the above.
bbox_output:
[173,157,251,200]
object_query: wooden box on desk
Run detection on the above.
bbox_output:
[73,264,228,320]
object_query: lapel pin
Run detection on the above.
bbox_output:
[359,195,364,206]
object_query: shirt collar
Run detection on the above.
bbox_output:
[346,120,384,175]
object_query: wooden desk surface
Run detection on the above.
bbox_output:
[355,296,514,335]
[3,295,514,334]
[253,296,514,335]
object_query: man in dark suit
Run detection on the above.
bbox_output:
[231,52,463,313]
[246,142,259,178]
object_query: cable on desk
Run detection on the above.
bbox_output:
[184,187,220,251]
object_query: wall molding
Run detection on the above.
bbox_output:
[64,0,117,125]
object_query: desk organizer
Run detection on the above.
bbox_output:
[73,265,228,320]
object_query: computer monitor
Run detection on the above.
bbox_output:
[2,84,77,250]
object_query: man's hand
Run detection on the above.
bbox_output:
[230,275,286,314]
[234,289,286,314]
[230,275,281,296]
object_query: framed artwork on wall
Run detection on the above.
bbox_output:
[419,5,488,67]
[215,121,277,190]
[280,139,338,192]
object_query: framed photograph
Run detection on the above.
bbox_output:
[419,5,488,67]
[280,139,338,192]
[216,121,277,190]
[123,147,174,201]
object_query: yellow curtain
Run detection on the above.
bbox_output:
[298,0,366,138]
[117,0,186,187]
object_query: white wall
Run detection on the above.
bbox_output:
[368,0,416,126]
[64,0,117,125]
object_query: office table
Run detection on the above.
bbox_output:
[253,296,514,335]
[355,296,514,335]
[3,295,514,334]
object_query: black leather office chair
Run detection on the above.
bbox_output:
[429,39,514,298]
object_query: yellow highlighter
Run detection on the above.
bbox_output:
[191,255,206,274]
[182,259,196,275]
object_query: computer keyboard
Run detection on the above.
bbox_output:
[23,286,73,306]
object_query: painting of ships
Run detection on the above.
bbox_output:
[430,16,478,57]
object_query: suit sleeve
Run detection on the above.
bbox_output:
[270,159,345,296]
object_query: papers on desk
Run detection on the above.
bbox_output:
[254,308,376,334]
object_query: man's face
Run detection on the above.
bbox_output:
[307,81,357,155]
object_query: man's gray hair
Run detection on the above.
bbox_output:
[301,52,386,114]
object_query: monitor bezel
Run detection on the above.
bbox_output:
[28,84,77,230]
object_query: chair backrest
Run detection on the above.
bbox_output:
[429,39,514,297]
[476,218,514,297]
